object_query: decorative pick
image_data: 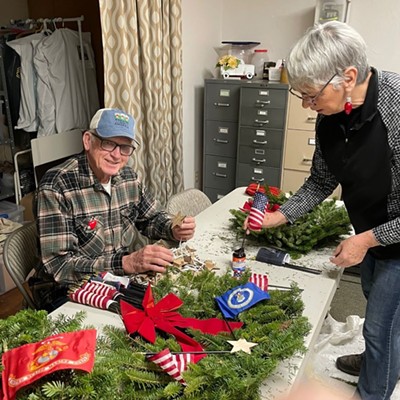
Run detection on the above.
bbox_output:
[139,350,234,356]
[227,338,258,354]
[171,211,185,228]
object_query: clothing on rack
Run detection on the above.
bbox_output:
[7,33,43,132]
[1,34,20,129]
[4,17,99,137]
[33,28,99,136]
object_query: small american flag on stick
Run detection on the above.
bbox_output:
[147,348,204,385]
[247,190,268,231]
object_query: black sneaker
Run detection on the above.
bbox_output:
[335,353,364,376]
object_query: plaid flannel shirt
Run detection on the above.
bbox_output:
[280,69,400,247]
[36,153,175,286]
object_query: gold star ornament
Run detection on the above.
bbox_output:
[227,338,258,354]
[171,211,186,228]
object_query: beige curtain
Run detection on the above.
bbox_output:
[98,0,184,205]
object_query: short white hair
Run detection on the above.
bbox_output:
[287,21,370,91]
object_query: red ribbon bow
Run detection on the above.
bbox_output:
[121,285,243,352]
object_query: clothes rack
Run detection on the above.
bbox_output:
[9,15,90,122]
[1,15,93,204]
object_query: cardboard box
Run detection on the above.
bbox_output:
[20,192,35,222]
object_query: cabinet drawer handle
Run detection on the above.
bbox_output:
[251,177,265,182]
[256,100,271,105]
[253,140,267,145]
[213,138,228,144]
[214,102,230,107]
[255,119,269,125]
[213,172,227,178]
[306,117,317,123]
[252,158,266,164]
[302,157,313,164]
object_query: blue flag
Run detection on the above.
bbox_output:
[215,282,270,319]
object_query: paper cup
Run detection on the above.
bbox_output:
[268,68,281,82]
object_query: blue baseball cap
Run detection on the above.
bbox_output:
[90,108,140,146]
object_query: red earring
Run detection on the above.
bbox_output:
[344,96,352,115]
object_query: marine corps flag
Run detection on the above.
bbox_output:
[1,329,96,400]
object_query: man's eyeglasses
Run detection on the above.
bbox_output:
[91,132,135,156]
[289,73,337,103]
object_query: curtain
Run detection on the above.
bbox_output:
[98,0,184,205]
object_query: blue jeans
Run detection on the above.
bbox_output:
[357,253,400,399]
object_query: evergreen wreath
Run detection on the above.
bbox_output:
[230,185,352,258]
[0,269,310,399]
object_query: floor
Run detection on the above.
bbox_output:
[0,285,25,319]
[329,273,366,322]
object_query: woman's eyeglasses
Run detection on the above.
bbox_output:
[289,73,337,103]
[91,132,135,156]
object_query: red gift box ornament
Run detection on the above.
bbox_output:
[120,284,243,353]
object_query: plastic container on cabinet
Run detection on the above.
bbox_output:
[0,201,25,223]
[252,49,269,79]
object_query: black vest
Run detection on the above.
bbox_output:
[317,69,400,259]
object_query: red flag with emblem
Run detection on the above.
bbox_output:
[1,329,96,400]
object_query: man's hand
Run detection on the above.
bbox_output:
[172,216,196,241]
[122,244,174,275]
[330,229,379,268]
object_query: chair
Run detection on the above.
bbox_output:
[31,129,84,186]
[166,188,212,216]
[2,221,40,309]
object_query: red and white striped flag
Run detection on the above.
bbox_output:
[147,348,204,385]
[250,273,269,292]
[69,281,118,310]
[247,191,268,231]
[70,288,112,309]
[81,281,118,297]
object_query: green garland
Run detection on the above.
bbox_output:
[0,269,310,399]
[230,188,352,258]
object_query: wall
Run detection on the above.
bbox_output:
[0,0,28,26]
[182,0,400,189]
[182,0,223,189]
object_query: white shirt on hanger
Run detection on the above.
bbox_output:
[7,33,43,132]
[33,28,99,136]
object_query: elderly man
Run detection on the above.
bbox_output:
[32,108,195,311]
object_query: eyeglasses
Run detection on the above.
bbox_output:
[91,132,135,156]
[289,73,337,103]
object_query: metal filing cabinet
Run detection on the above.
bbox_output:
[235,83,288,188]
[203,79,241,203]
[203,79,288,202]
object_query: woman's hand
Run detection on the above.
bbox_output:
[244,210,288,231]
[330,230,379,268]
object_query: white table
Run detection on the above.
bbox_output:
[51,187,343,398]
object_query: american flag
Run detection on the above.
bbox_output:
[147,348,203,385]
[69,281,118,310]
[249,273,269,292]
[247,191,268,231]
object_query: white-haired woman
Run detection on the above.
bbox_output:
[247,21,400,400]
